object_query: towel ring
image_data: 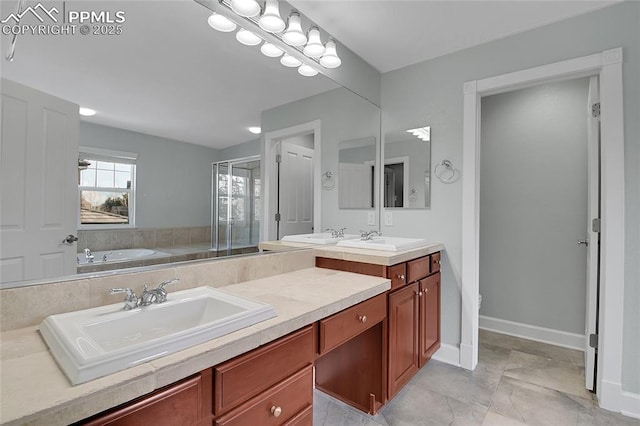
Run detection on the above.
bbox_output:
[434,160,458,184]
[322,171,335,190]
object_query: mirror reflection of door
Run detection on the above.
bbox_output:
[384,163,405,207]
[277,135,314,238]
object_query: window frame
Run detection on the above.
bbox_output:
[77,146,137,230]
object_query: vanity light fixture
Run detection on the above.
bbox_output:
[282,12,307,46]
[236,28,262,46]
[208,12,237,32]
[260,42,284,58]
[303,26,325,58]
[79,107,96,117]
[248,126,261,134]
[406,126,431,142]
[206,1,342,77]
[280,53,302,67]
[259,0,285,33]
[298,64,318,77]
[231,0,260,18]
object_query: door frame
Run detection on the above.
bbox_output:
[461,48,624,411]
[262,120,322,242]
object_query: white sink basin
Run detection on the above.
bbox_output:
[337,237,430,252]
[281,232,360,245]
[40,286,276,384]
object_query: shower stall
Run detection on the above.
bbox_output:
[211,156,261,256]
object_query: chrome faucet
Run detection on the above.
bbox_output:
[84,248,94,263]
[109,278,180,310]
[359,230,381,241]
[326,227,347,238]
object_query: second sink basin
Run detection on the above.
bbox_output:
[281,232,360,245]
[337,237,429,252]
[40,286,276,384]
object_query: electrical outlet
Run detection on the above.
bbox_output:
[367,211,375,225]
[384,211,393,226]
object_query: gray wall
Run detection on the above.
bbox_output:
[380,1,639,393]
[217,139,260,162]
[479,78,589,334]
[262,87,380,234]
[80,122,218,228]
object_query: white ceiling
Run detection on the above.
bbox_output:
[0,0,619,149]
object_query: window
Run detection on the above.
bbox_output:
[78,147,137,228]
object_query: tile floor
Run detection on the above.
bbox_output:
[313,330,640,425]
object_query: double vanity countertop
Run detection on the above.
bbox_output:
[0,268,390,426]
[259,240,445,265]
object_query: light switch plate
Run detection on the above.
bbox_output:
[384,211,393,226]
[367,211,375,225]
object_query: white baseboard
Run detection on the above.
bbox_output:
[432,343,460,367]
[621,390,640,419]
[479,315,585,351]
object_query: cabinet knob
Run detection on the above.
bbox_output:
[358,315,367,323]
[271,406,282,417]
[397,274,405,280]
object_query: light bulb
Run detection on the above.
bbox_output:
[236,28,261,46]
[319,38,341,68]
[260,42,283,58]
[280,53,302,67]
[248,126,261,134]
[303,26,325,58]
[259,0,285,33]
[282,11,306,46]
[207,12,237,32]
[231,0,260,17]
[298,64,318,77]
[79,107,96,116]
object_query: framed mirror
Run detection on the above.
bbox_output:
[0,0,380,287]
[383,126,431,209]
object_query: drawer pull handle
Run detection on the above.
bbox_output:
[397,274,405,280]
[358,315,367,323]
[271,406,282,417]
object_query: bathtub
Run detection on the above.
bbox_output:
[77,248,171,265]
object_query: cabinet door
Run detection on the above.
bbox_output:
[419,273,441,367]
[388,282,419,398]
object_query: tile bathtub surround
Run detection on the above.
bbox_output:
[0,250,315,332]
[77,226,212,252]
[314,330,640,426]
[0,267,390,425]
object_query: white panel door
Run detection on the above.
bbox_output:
[584,76,600,391]
[1,79,79,284]
[278,141,313,238]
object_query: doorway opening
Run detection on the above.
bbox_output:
[461,48,624,411]
[477,76,599,393]
[262,120,322,242]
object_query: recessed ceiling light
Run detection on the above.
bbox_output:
[79,107,96,117]
[248,126,261,134]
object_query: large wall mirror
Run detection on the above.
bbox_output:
[0,0,381,288]
[383,126,431,209]
[338,137,376,209]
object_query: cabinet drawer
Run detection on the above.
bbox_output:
[387,263,407,291]
[215,366,313,426]
[431,252,441,273]
[407,256,430,283]
[214,326,314,415]
[319,293,386,354]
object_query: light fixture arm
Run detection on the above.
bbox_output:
[194,0,325,73]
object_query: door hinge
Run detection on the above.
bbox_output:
[274,213,281,222]
[592,218,601,233]
[275,154,281,163]
[589,333,598,349]
[592,103,601,118]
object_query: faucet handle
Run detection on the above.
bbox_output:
[109,288,139,310]
[156,278,179,291]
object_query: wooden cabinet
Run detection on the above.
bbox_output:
[388,282,419,398]
[419,273,441,367]
[79,370,213,426]
[315,293,387,414]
